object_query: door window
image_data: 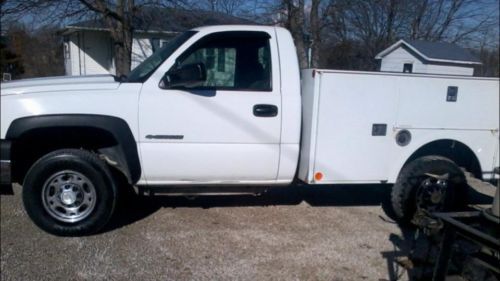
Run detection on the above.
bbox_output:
[175,31,272,91]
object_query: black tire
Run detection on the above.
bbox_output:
[22,149,117,236]
[391,156,467,222]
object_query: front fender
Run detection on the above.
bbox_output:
[6,114,141,184]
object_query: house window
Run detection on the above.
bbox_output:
[63,42,70,59]
[62,36,70,59]
[403,63,413,73]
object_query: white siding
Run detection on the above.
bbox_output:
[81,31,113,75]
[131,36,154,70]
[63,37,72,75]
[131,34,173,70]
[66,31,113,76]
[380,46,474,76]
[380,47,427,73]
[426,64,473,76]
[66,31,175,75]
[68,34,80,75]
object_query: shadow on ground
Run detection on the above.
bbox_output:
[0,184,14,195]
[103,182,493,236]
[103,183,395,233]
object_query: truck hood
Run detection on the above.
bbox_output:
[1,75,120,96]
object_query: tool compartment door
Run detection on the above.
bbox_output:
[311,71,399,183]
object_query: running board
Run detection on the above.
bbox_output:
[136,185,269,197]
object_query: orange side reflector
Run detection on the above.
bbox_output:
[314,172,323,181]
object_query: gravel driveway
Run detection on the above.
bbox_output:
[1,180,495,281]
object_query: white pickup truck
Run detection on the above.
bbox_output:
[1,25,499,236]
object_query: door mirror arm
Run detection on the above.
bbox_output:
[159,62,207,89]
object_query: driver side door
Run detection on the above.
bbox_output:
[138,30,282,185]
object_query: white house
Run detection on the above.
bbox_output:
[60,8,253,76]
[375,39,482,76]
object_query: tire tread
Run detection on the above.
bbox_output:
[391,156,465,222]
[22,149,117,236]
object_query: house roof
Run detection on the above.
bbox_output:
[375,39,482,65]
[61,7,256,35]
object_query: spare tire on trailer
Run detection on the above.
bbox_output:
[391,156,467,222]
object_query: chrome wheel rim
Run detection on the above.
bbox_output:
[41,170,97,223]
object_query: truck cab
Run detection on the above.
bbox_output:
[0,26,303,235]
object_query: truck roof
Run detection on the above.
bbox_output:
[191,25,281,34]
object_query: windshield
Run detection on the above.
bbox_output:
[127,31,197,82]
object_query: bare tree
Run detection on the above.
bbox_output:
[1,0,182,76]
[309,0,321,67]
[2,0,497,75]
[198,0,246,15]
[0,34,24,79]
[279,0,325,68]
[404,0,498,45]
[320,0,499,71]
[282,0,308,68]
[2,24,65,78]
[81,0,138,76]
[321,0,404,69]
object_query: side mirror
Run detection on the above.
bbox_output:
[159,62,207,89]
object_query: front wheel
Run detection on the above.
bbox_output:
[22,149,117,236]
[391,156,467,222]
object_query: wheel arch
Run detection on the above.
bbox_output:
[6,114,141,184]
[389,138,481,183]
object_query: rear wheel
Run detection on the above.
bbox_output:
[391,156,467,222]
[22,149,117,236]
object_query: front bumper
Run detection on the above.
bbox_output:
[0,140,11,185]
